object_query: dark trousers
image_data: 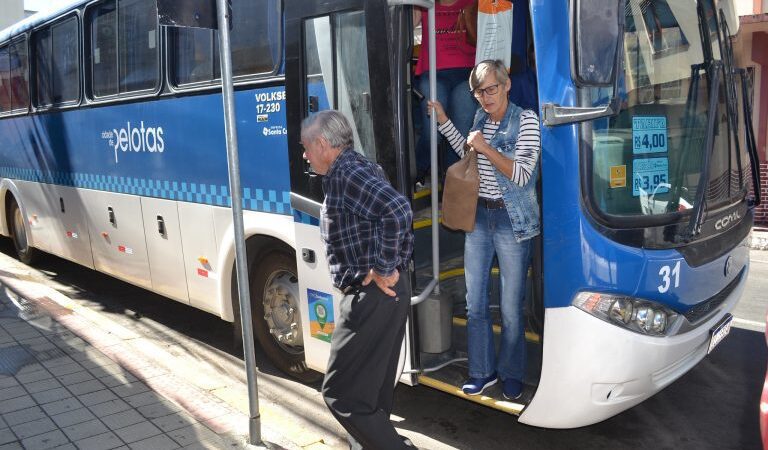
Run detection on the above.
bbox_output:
[322,274,412,450]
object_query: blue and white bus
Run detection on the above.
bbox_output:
[0,0,759,428]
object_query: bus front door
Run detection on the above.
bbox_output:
[284,0,416,377]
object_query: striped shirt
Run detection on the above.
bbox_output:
[438,110,541,199]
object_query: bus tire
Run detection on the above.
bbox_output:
[7,197,39,265]
[250,249,321,383]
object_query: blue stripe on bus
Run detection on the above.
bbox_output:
[0,166,292,214]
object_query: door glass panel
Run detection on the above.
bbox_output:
[335,11,375,161]
[303,11,376,162]
[304,17,334,116]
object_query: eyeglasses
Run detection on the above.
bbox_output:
[471,84,500,98]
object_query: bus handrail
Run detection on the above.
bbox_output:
[411,277,438,306]
[403,2,441,306]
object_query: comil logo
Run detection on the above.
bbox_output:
[715,211,741,231]
[103,121,165,163]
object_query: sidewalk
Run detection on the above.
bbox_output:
[0,267,301,450]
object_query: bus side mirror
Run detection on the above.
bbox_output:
[542,0,624,126]
[573,0,622,86]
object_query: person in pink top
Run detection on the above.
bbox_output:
[414,0,477,183]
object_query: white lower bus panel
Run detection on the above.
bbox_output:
[520,274,746,428]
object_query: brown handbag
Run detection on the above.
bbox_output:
[441,146,479,232]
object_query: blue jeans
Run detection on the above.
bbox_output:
[415,68,476,174]
[465,204,532,382]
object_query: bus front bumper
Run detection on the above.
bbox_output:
[519,277,746,428]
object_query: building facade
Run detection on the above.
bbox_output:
[733,1,768,225]
[0,0,26,31]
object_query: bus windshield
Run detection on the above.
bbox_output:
[585,0,748,222]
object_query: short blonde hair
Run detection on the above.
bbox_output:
[469,59,509,91]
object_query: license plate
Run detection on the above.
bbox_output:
[707,314,733,354]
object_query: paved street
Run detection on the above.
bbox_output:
[0,236,765,450]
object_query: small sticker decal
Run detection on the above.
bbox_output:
[308,289,334,342]
[610,165,626,188]
[117,245,134,255]
[66,231,79,239]
[197,268,209,278]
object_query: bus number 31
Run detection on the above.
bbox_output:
[657,261,681,293]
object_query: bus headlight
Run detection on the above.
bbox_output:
[573,292,679,336]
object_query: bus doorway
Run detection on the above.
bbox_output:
[407,0,544,414]
[284,0,419,379]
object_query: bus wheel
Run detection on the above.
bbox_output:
[7,198,39,265]
[250,249,321,383]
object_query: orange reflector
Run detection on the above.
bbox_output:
[198,257,209,265]
[101,232,109,238]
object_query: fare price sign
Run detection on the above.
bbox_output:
[633,116,668,154]
[632,157,670,197]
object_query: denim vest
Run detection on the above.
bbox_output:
[470,103,541,242]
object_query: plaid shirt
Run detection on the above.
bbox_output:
[321,149,413,289]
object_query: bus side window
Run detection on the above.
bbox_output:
[33,27,53,106]
[229,0,280,76]
[0,46,10,112]
[51,18,80,104]
[88,0,159,97]
[10,38,29,111]
[118,0,158,92]
[90,1,118,97]
[32,18,80,108]
[169,0,280,87]
[171,28,215,85]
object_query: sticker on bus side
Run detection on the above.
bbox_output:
[632,157,670,197]
[308,289,335,343]
[632,116,668,154]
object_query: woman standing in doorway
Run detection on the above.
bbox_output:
[429,59,540,400]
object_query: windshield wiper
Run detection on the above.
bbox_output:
[685,61,723,240]
[669,63,705,212]
[739,68,762,207]
[719,11,745,194]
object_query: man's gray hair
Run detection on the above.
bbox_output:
[469,59,510,91]
[301,110,354,149]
